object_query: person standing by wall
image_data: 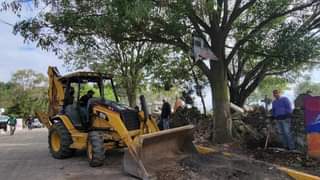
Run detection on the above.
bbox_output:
[7,115,17,135]
[161,99,171,129]
[272,89,295,150]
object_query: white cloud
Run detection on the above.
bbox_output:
[0,4,65,82]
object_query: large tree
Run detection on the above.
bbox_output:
[5,0,320,143]
[1,69,48,118]
[229,8,320,106]
[11,69,47,90]
[64,39,170,107]
[295,80,320,96]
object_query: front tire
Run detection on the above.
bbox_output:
[48,122,74,159]
[87,131,105,167]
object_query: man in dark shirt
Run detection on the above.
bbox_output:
[79,90,95,126]
[7,115,17,135]
[80,90,95,107]
[64,87,75,106]
[161,99,171,129]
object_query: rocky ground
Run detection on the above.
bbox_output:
[155,152,292,180]
[171,107,320,177]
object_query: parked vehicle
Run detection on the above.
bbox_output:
[0,115,8,131]
[32,119,43,128]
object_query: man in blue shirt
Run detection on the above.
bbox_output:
[272,90,295,150]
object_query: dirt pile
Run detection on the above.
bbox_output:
[171,107,212,145]
[170,107,274,147]
[155,153,292,180]
[239,108,281,149]
[169,107,319,178]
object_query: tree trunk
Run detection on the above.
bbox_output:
[210,62,233,143]
[230,86,245,107]
[199,92,207,115]
[126,79,137,107]
[126,88,137,107]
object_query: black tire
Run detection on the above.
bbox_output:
[48,122,74,159]
[87,131,105,167]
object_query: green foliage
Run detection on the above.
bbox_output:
[11,69,47,89]
[5,0,320,106]
[104,85,117,101]
[0,69,48,118]
[0,82,16,109]
[75,82,117,101]
[4,0,320,141]
[63,39,188,106]
[295,81,320,96]
[247,77,289,104]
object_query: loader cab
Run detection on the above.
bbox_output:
[60,72,118,130]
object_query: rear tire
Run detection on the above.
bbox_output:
[48,122,74,159]
[87,131,105,167]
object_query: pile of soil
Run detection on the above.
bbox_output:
[169,107,319,177]
[154,153,292,180]
[171,107,212,146]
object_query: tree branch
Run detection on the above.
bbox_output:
[240,60,267,90]
[221,0,229,28]
[195,60,211,77]
[224,0,256,33]
[226,0,319,64]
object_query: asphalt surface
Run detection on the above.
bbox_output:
[0,129,136,180]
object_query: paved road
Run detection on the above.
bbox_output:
[0,129,136,180]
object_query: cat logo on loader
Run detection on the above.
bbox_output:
[36,67,197,179]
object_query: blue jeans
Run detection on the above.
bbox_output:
[162,118,170,129]
[276,118,295,150]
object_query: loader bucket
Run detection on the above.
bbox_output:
[35,112,52,129]
[123,125,197,180]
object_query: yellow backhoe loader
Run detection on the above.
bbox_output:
[36,67,197,179]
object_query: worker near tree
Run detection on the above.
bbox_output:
[272,89,295,150]
[161,99,171,129]
[174,96,185,113]
[7,115,17,135]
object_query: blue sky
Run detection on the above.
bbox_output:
[0,2,65,82]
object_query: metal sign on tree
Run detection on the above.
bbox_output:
[192,34,218,61]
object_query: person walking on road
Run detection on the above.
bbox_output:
[272,89,295,150]
[161,99,171,129]
[26,116,33,130]
[7,115,17,135]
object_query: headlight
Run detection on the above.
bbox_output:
[97,112,108,120]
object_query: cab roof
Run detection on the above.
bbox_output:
[59,71,113,82]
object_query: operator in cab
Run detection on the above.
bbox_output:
[80,90,95,107]
[79,90,95,126]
